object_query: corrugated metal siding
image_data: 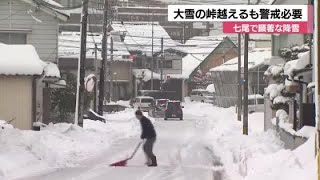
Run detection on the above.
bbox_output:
[0,0,59,62]
[0,76,33,130]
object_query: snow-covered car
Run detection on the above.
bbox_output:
[236,94,264,113]
[148,99,169,117]
[132,96,154,112]
[190,89,215,104]
[164,101,184,120]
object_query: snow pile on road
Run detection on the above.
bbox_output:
[182,102,316,180]
[0,118,139,179]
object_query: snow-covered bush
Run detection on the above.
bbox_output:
[264,43,310,115]
[276,109,289,123]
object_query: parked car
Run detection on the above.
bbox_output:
[190,89,215,104]
[164,100,184,120]
[131,96,154,112]
[148,99,169,117]
[235,94,264,113]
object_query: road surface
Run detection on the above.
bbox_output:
[19,111,221,180]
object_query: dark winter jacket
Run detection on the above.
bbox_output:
[139,116,156,139]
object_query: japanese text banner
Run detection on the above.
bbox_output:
[168,5,309,22]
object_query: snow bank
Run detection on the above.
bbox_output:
[0,118,139,179]
[0,44,46,76]
[183,101,315,180]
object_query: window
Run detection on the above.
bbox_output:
[97,0,104,9]
[163,60,172,68]
[141,98,153,103]
[0,33,27,44]
[257,99,264,104]
[248,99,255,105]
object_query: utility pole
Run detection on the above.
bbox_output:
[237,33,242,122]
[110,37,114,102]
[182,22,185,44]
[94,43,98,112]
[76,0,89,127]
[150,12,154,90]
[243,33,249,135]
[160,37,164,90]
[98,0,108,115]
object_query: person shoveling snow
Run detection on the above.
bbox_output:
[110,110,157,167]
[135,110,158,167]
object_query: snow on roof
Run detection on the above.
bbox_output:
[168,54,207,79]
[0,43,46,76]
[249,34,271,41]
[192,89,209,92]
[58,32,131,61]
[44,62,60,78]
[182,35,225,54]
[22,0,70,17]
[132,69,162,82]
[136,96,154,99]
[110,22,178,55]
[210,48,271,72]
[206,84,216,93]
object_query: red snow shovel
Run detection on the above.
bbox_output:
[110,141,143,167]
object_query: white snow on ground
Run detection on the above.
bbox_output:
[0,102,316,180]
[0,118,139,179]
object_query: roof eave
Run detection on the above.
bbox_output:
[20,0,69,21]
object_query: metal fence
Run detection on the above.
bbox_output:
[211,65,268,108]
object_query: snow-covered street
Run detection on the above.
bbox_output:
[0,101,315,180]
